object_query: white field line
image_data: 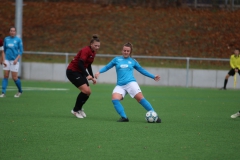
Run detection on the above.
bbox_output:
[0,86,69,91]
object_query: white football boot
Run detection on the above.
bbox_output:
[79,109,86,118]
[14,92,22,98]
[231,112,240,119]
[71,110,84,118]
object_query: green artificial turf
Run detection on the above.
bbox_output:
[0,80,239,160]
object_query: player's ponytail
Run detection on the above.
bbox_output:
[90,34,100,45]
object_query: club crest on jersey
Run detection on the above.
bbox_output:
[120,64,128,68]
[128,61,132,64]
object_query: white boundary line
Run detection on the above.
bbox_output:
[0,86,69,91]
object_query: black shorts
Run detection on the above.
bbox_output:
[66,69,89,88]
[228,69,240,76]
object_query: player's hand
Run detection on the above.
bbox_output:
[154,75,160,81]
[95,72,100,79]
[92,78,97,85]
[1,61,7,67]
[86,75,93,80]
[13,60,17,65]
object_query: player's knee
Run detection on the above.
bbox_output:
[82,89,91,96]
[79,85,91,95]
[12,77,18,81]
[87,91,91,96]
[83,91,91,96]
[112,93,122,100]
[134,93,144,102]
[137,97,144,103]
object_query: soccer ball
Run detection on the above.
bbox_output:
[145,111,158,123]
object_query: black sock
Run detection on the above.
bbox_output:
[224,79,228,88]
[73,92,89,112]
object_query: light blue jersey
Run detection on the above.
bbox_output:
[3,36,23,61]
[99,56,155,86]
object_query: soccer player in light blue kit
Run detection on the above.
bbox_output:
[0,27,23,98]
[95,42,161,122]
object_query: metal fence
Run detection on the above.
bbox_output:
[13,0,240,11]
[186,0,240,9]
[22,0,240,6]
[22,51,230,87]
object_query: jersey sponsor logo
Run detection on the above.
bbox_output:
[76,77,80,79]
[120,64,128,68]
[8,43,14,47]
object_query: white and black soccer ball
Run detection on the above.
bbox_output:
[145,111,158,123]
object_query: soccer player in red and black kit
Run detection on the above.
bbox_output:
[66,35,100,118]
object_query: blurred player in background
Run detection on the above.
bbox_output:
[0,33,3,64]
[0,27,23,98]
[66,35,100,118]
[95,42,161,123]
[220,48,240,90]
[231,110,240,118]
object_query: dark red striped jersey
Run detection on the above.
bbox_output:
[67,46,96,72]
[0,38,3,47]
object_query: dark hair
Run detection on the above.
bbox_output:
[90,34,100,44]
[123,42,133,56]
[9,27,16,31]
[235,48,239,51]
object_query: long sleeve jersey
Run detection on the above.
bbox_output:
[0,38,3,47]
[0,38,3,51]
[67,46,96,76]
[230,54,240,69]
[99,56,155,86]
[3,36,23,61]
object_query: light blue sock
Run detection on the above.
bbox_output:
[2,78,8,94]
[14,79,22,93]
[112,99,127,118]
[139,98,154,111]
